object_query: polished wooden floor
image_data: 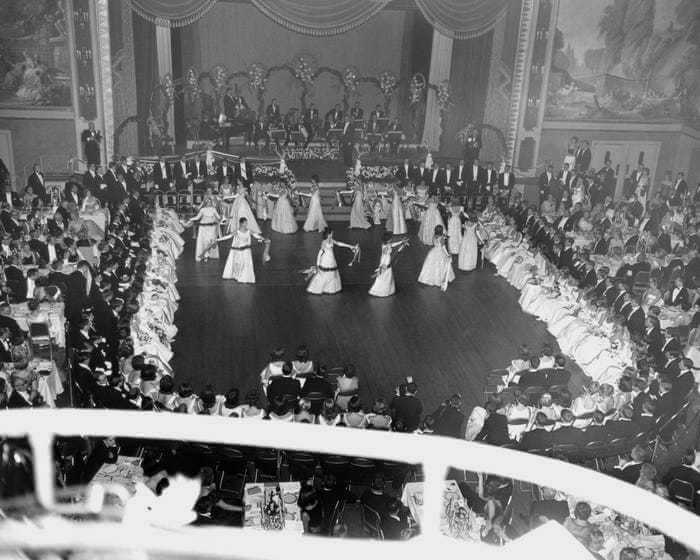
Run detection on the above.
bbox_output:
[171,222,562,414]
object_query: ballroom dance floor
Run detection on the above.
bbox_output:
[171,222,570,414]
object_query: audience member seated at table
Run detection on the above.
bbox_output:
[344,396,366,428]
[298,486,324,535]
[7,375,36,408]
[476,398,511,445]
[529,486,570,526]
[381,498,414,540]
[291,344,314,377]
[609,445,649,483]
[365,398,393,430]
[361,473,390,518]
[505,393,532,441]
[335,364,359,410]
[520,412,553,450]
[390,381,423,432]
[299,365,334,402]
[293,398,315,423]
[266,361,300,405]
[662,448,700,490]
[231,389,264,419]
[563,501,593,543]
[260,347,286,391]
[430,393,465,438]
[664,276,690,309]
[514,356,548,387]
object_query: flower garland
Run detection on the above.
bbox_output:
[291,55,316,87]
[409,73,426,105]
[247,62,267,95]
[282,146,339,160]
[185,67,200,99]
[161,73,175,102]
[378,71,398,98]
[342,65,359,95]
[436,80,453,112]
[253,164,296,187]
[359,165,398,181]
[211,65,228,94]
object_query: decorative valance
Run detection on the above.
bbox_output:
[130,0,508,37]
[130,0,218,27]
[250,0,391,36]
[413,0,509,40]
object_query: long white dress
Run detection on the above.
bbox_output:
[228,187,261,235]
[386,188,407,235]
[307,239,343,294]
[418,200,444,245]
[447,207,462,255]
[222,229,257,283]
[192,206,221,262]
[349,187,371,229]
[458,222,479,271]
[418,234,455,290]
[369,243,396,297]
[271,191,298,234]
[303,187,327,232]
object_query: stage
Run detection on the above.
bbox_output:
[171,222,583,416]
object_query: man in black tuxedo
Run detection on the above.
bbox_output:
[325,104,344,132]
[538,164,554,203]
[483,162,497,198]
[558,162,573,190]
[27,163,47,202]
[520,413,554,451]
[412,162,429,186]
[466,158,485,209]
[173,156,190,189]
[665,276,690,308]
[217,160,235,185]
[267,362,301,405]
[671,171,688,203]
[0,183,20,208]
[266,98,282,126]
[395,159,413,182]
[349,101,363,120]
[82,163,102,196]
[663,449,700,489]
[596,160,616,200]
[0,303,24,338]
[476,400,510,445]
[4,256,26,302]
[81,121,102,165]
[606,406,638,438]
[550,409,586,448]
[575,140,591,171]
[236,158,253,189]
[7,376,34,408]
[624,295,646,336]
[0,206,21,238]
[497,165,515,207]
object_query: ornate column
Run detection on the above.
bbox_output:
[509,0,559,174]
[156,24,175,147]
[421,30,453,150]
[93,0,114,163]
[64,0,84,165]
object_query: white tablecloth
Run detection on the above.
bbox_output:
[244,481,302,534]
[91,456,144,495]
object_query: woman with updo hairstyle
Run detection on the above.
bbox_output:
[417,224,455,290]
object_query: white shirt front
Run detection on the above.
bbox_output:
[472,166,479,180]
[26,278,35,299]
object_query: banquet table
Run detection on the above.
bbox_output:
[10,301,66,347]
[91,456,145,495]
[243,481,302,534]
[0,359,63,407]
[401,480,484,540]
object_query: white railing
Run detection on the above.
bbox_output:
[0,409,698,558]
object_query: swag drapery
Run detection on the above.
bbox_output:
[130,0,509,38]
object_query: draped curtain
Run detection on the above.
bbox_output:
[250,0,390,36]
[131,0,218,27]
[413,0,508,39]
[131,0,508,37]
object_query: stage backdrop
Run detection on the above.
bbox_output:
[178,2,407,119]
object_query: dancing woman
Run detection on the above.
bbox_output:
[418,225,455,291]
[306,227,359,295]
[300,174,328,232]
[270,186,298,234]
[217,217,269,283]
[369,232,409,297]
[458,213,480,272]
[186,198,221,262]
[385,183,407,235]
[227,183,261,235]
[349,181,371,229]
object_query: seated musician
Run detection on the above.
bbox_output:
[223,86,248,121]
[249,115,269,151]
[370,104,385,121]
[303,103,320,146]
[367,114,381,152]
[266,98,282,127]
[350,101,364,121]
[325,104,344,133]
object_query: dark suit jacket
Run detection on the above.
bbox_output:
[605,419,637,439]
[0,314,23,338]
[152,163,172,188]
[477,413,511,445]
[550,425,586,447]
[299,377,334,399]
[611,462,643,484]
[267,376,301,403]
[27,172,47,200]
[520,428,553,451]
[467,166,486,193]
[395,165,414,182]
[626,307,645,335]
[517,369,547,388]
[530,499,570,524]
[666,287,690,308]
[4,265,26,302]
[7,390,32,408]
[575,148,591,171]
[497,172,515,192]
[663,465,700,488]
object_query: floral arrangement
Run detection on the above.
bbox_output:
[247,62,266,94]
[161,73,175,102]
[283,146,339,160]
[185,67,200,99]
[253,164,296,187]
[436,80,452,112]
[359,165,398,181]
[291,55,316,87]
[342,65,359,94]
[409,73,426,105]
[211,64,228,94]
[378,71,398,98]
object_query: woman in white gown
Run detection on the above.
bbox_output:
[458,215,479,271]
[369,232,409,297]
[386,184,407,235]
[306,227,359,295]
[270,187,298,234]
[446,203,463,255]
[301,175,327,232]
[219,217,266,283]
[228,184,261,235]
[418,225,455,291]
[417,196,444,245]
[349,183,371,229]
[187,199,221,262]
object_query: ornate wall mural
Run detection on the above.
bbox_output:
[545,0,700,126]
[0,0,72,109]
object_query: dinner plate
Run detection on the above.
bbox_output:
[100,464,118,475]
[282,493,297,504]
